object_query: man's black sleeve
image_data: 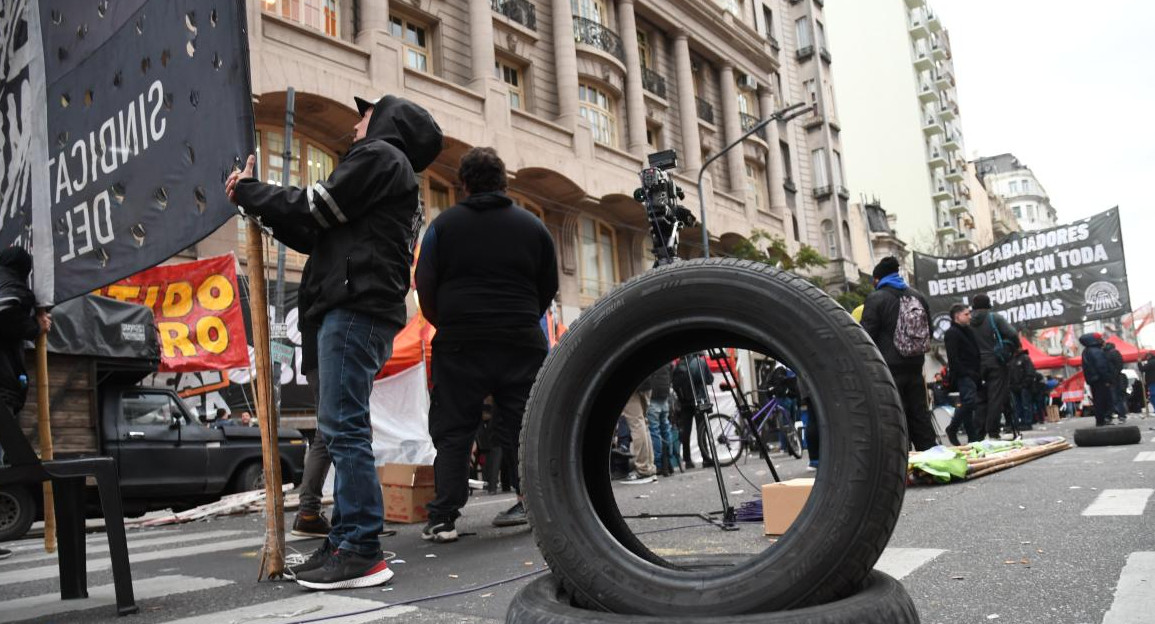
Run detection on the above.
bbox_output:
[537,229,559,316]
[944,330,960,371]
[413,225,440,325]
[860,292,882,342]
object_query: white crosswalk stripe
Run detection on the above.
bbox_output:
[159,594,416,624]
[1082,489,1154,516]
[1134,451,1155,462]
[1102,552,1155,624]
[0,530,247,569]
[874,547,946,580]
[0,575,231,624]
[0,534,307,587]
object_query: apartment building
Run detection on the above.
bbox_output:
[191,0,868,322]
[973,153,1058,232]
[825,0,976,257]
[966,161,1020,248]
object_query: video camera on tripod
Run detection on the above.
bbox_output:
[633,149,696,267]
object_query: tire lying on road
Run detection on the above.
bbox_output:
[520,259,909,617]
[1073,425,1142,447]
[506,569,920,624]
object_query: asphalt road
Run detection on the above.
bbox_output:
[1,414,1152,623]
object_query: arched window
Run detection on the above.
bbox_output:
[579,83,618,147]
[572,0,609,24]
[821,219,836,258]
[578,216,618,299]
[842,220,852,257]
[238,127,338,269]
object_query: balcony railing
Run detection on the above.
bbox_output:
[740,113,767,140]
[573,16,624,63]
[813,185,833,199]
[837,185,850,200]
[767,34,779,50]
[491,0,537,31]
[796,45,814,61]
[784,178,797,193]
[819,47,832,63]
[696,97,715,124]
[641,66,667,99]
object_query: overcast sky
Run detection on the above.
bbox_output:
[931,0,1155,346]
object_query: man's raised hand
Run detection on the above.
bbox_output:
[225,154,256,203]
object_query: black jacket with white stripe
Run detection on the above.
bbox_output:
[236,96,443,326]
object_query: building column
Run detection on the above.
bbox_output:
[617,0,647,158]
[719,63,745,195]
[357,0,390,37]
[468,0,497,90]
[552,0,579,127]
[760,87,787,212]
[672,32,701,173]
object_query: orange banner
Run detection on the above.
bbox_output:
[95,254,250,372]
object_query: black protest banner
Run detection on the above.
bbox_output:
[0,0,253,304]
[913,208,1130,333]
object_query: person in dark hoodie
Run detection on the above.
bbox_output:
[1102,341,1127,423]
[968,294,1020,441]
[1081,333,1114,426]
[226,95,443,590]
[415,147,558,543]
[0,247,52,561]
[861,256,937,451]
[943,303,980,446]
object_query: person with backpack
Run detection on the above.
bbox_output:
[1080,333,1114,427]
[861,256,937,451]
[968,294,1020,441]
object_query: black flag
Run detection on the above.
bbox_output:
[0,0,254,304]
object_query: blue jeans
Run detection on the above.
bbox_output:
[1013,388,1034,428]
[947,376,978,442]
[316,309,397,557]
[646,398,673,471]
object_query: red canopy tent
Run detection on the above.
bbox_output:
[377,312,436,379]
[1050,370,1085,402]
[1020,336,1067,370]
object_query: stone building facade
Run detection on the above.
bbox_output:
[193,0,868,323]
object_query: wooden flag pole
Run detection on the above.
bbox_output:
[244,219,285,579]
[35,333,55,553]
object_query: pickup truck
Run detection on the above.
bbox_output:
[0,296,306,541]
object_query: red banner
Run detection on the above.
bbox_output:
[95,254,250,372]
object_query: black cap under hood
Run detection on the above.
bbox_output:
[354,95,443,173]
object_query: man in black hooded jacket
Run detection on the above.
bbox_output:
[415,147,557,542]
[943,303,980,446]
[227,95,442,590]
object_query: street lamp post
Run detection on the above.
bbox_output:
[696,102,812,257]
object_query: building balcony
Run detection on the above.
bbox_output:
[491,0,537,31]
[784,178,798,194]
[828,117,841,132]
[934,71,952,91]
[803,113,826,130]
[927,12,943,32]
[573,15,624,63]
[904,0,922,8]
[837,185,850,200]
[939,102,956,121]
[932,184,952,202]
[820,47,832,63]
[922,116,943,137]
[696,96,715,124]
[943,133,961,152]
[945,165,964,182]
[813,185,833,199]
[796,45,814,61]
[740,112,767,140]
[909,18,929,39]
[927,148,947,169]
[918,81,937,103]
[949,199,970,216]
[937,222,959,238]
[767,34,779,50]
[641,66,667,99]
[931,42,947,61]
[913,51,933,71]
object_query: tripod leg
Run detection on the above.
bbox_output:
[696,410,734,526]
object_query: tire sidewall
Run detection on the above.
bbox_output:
[523,259,907,615]
[0,485,36,542]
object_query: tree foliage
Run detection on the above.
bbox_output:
[834,275,875,312]
[728,229,829,273]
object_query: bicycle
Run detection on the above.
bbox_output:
[699,389,803,467]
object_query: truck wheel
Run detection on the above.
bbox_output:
[234,463,265,493]
[521,259,908,616]
[0,485,36,542]
[507,569,919,624]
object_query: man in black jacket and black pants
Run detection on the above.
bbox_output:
[969,294,1020,441]
[227,95,443,589]
[943,303,980,446]
[415,147,558,543]
[861,257,937,451]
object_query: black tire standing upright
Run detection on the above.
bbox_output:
[520,259,909,616]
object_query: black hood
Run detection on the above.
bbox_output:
[461,192,513,211]
[0,247,32,281]
[354,95,443,172]
[1079,333,1102,348]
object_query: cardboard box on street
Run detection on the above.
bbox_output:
[377,463,436,524]
[761,477,814,536]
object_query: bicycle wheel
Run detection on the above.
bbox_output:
[698,413,744,467]
[774,406,803,459]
